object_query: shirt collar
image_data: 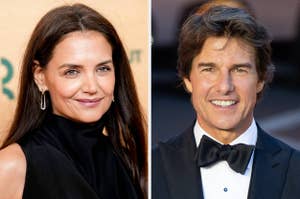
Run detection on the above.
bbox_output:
[194,119,257,170]
[193,118,258,147]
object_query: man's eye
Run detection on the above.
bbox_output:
[201,67,214,72]
[233,67,248,73]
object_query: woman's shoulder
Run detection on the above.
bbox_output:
[0,143,26,199]
[0,143,26,168]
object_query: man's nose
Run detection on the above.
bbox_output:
[215,72,234,94]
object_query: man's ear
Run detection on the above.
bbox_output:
[33,60,47,91]
[183,77,193,93]
[256,80,265,93]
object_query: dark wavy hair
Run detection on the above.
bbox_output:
[2,3,147,197]
[178,6,275,99]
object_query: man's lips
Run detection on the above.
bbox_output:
[210,100,238,107]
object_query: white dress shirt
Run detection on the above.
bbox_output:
[193,119,257,199]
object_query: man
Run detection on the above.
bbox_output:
[152,5,300,199]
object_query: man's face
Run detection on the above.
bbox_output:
[184,36,264,138]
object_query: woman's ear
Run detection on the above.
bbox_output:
[33,60,47,91]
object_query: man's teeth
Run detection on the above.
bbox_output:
[211,100,236,107]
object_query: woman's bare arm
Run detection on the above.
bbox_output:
[0,143,26,199]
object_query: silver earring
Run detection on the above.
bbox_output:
[112,96,115,102]
[40,90,46,110]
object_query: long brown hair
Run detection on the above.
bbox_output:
[2,3,147,197]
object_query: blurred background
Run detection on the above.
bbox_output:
[152,0,300,149]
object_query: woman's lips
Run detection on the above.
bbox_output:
[76,98,103,107]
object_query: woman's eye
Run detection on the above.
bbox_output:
[97,66,112,73]
[64,69,79,77]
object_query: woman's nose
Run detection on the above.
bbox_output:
[82,74,98,94]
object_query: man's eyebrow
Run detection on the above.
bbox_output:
[232,63,253,68]
[197,62,216,67]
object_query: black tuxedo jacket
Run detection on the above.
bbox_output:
[152,124,300,199]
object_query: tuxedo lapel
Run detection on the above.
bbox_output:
[158,126,203,199]
[247,126,291,199]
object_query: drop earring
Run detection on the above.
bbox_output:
[112,96,115,102]
[40,90,46,110]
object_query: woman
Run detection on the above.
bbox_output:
[0,3,147,199]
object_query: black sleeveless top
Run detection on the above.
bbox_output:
[18,114,140,199]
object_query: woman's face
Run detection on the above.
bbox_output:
[34,30,115,123]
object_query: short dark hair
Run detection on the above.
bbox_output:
[177,6,274,98]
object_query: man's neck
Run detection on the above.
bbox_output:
[205,130,243,144]
[197,119,254,144]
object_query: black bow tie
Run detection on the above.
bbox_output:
[195,135,255,174]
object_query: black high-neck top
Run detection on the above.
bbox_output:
[18,114,139,199]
